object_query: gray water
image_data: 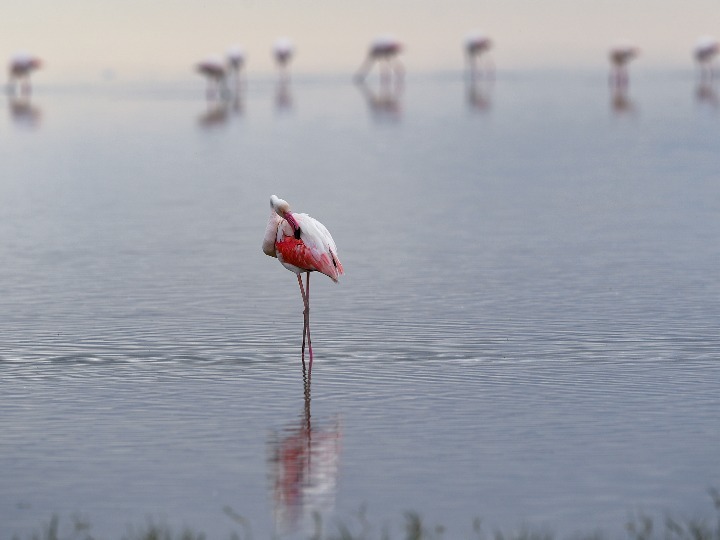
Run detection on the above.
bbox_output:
[1,71,719,539]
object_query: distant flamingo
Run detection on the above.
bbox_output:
[609,43,639,87]
[7,52,42,95]
[465,32,494,78]
[226,45,246,85]
[262,195,343,368]
[196,56,228,99]
[273,38,294,80]
[694,36,719,79]
[355,35,404,83]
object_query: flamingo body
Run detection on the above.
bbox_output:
[465,33,492,56]
[273,38,294,66]
[275,215,343,282]
[264,199,342,281]
[694,36,719,63]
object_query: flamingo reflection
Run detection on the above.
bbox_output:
[355,36,404,84]
[609,42,639,88]
[356,78,403,122]
[7,52,42,96]
[466,76,492,112]
[8,94,42,128]
[197,100,230,128]
[268,369,341,535]
[696,79,718,108]
[610,83,637,116]
[275,78,293,112]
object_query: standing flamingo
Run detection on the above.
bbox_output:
[226,45,246,84]
[273,38,295,81]
[262,195,343,368]
[354,35,404,83]
[465,32,494,79]
[196,56,228,99]
[609,42,639,88]
[7,52,42,95]
[694,36,719,80]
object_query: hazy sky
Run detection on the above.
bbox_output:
[2,0,719,82]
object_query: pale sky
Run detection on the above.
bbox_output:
[2,0,718,83]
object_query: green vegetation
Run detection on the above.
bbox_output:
[13,489,720,540]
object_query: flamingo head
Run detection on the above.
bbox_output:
[270,195,300,233]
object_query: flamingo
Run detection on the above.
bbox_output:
[694,36,719,79]
[354,35,404,83]
[7,52,42,96]
[609,42,639,88]
[226,45,246,84]
[273,38,294,80]
[262,195,343,368]
[196,56,228,99]
[465,32,494,78]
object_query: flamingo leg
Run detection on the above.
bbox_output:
[306,272,313,367]
[297,274,310,368]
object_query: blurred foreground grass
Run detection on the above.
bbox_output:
[13,489,720,540]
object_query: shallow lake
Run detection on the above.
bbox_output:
[1,70,719,539]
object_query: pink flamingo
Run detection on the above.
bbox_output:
[273,38,294,81]
[355,35,404,83]
[196,56,228,99]
[262,195,344,368]
[465,32,494,78]
[7,52,42,95]
[609,42,639,88]
[694,36,719,80]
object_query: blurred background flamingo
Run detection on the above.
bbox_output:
[7,52,42,96]
[694,36,719,80]
[465,32,494,79]
[195,55,228,99]
[354,35,404,83]
[273,37,294,81]
[609,42,639,87]
[226,45,246,88]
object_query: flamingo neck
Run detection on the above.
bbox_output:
[262,211,282,257]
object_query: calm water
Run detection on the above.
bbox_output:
[1,71,719,539]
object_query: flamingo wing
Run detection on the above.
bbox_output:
[275,213,343,282]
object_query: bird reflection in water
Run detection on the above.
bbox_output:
[696,79,718,108]
[610,83,637,116]
[267,368,342,536]
[8,94,42,128]
[465,75,492,112]
[356,79,403,122]
[275,78,293,112]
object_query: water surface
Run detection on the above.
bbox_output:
[1,71,720,538]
